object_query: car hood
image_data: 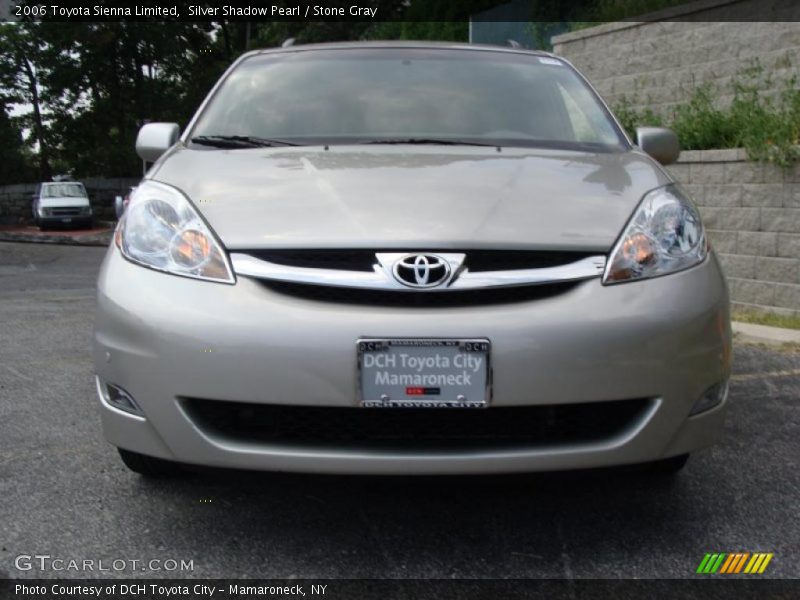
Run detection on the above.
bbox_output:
[39,196,90,208]
[150,145,670,251]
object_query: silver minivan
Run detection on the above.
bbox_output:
[95,42,731,477]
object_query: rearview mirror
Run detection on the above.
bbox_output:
[636,127,680,165]
[135,122,180,162]
[114,195,125,219]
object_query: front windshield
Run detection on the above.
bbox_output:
[190,48,628,151]
[42,183,86,198]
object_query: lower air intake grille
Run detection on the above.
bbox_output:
[261,280,580,307]
[183,398,651,451]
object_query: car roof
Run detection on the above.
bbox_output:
[243,40,557,60]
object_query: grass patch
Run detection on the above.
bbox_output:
[732,308,800,330]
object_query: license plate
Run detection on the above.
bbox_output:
[357,338,491,408]
[61,217,72,223]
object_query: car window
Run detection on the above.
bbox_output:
[42,183,87,198]
[190,48,627,151]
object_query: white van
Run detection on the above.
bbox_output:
[32,181,93,230]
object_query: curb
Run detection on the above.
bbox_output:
[732,321,800,346]
[0,230,113,247]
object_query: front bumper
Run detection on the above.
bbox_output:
[39,215,92,228]
[94,247,732,475]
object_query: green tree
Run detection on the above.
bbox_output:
[35,21,220,177]
[0,107,30,184]
[0,22,52,179]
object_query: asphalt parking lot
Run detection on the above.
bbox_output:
[0,241,798,580]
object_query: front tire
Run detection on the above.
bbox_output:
[647,453,690,475]
[118,448,182,477]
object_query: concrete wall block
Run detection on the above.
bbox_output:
[730,277,777,306]
[718,253,756,279]
[776,25,800,48]
[721,207,760,231]
[666,163,690,184]
[724,161,764,184]
[670,67,697,89]
[698,206,721,229]
[762,163,786,185]
[656,52,681,71]
[784,183,800,208]
[785,162,800,184]
[682,184,705,205]
[612,74,638,95]
[690,163,725,184]
[761,208,800,233]
[774,283,800,310]
[755,256,800,284]
[777,233,800,258]
[708,229,738,253]
[703,41,736,63]
[677,150,704,163]
[738,231,778,256]
[704,184,743,208]
[741,183,784,207]
[733,302,800,318]
[694,149,744,163]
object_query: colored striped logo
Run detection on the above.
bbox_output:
[696,552,774,574]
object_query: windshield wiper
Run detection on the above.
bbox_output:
[191,135,302,148]
[358,138,499,148]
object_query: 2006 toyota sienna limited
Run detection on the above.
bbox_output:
[94,42,731,477]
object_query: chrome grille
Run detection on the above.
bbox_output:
[50,207,82,216]
[231,249,606,295]
[242,249,598,273]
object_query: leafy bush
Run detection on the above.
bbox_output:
[614,62,800,167]
[670,85,740,151]
[728,77,800,166]
[613,96,663,138]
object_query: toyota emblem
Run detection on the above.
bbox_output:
[392,254,451,288]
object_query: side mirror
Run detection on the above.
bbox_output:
[135,122,180,162]
[636,127,680,165]
[114,195,126,219]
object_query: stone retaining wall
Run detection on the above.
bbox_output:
[667,150,800,315]
[552,0,800,117]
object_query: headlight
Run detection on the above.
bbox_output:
[603,185,707,284]
[116,180,234,284]
[81,205,92,216]
[38,207,50,217]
